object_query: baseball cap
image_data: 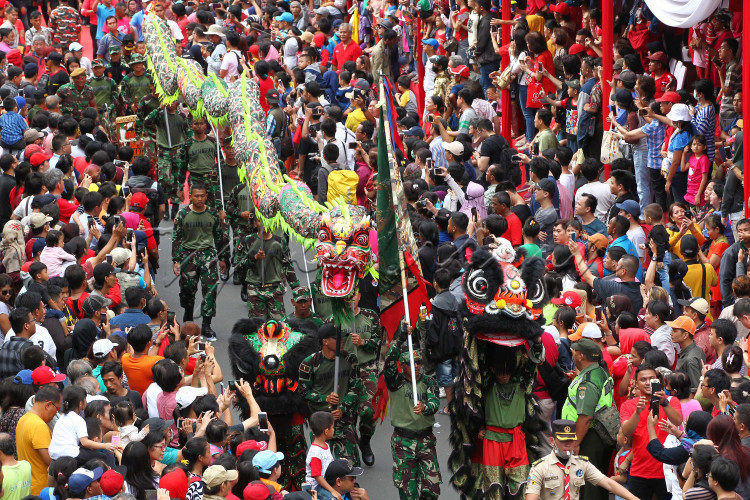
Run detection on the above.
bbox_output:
[443,141,464,157]
[93,338,116,358]
[615,88,634,106]
[48,51,63,63]
[275,12,293,23]
[93,263,116,284]
[656,91,681,104]
[402,126,425,139]
[24,143,43,159]
[252,450,285,474]
[243,483,272,500]
[318,323,344,340]
[537,177,557,195]
[236,440,268,456]
[292,286,311,302]
[550,290,582,308]
[647,51,667,64]
[313,32,326,48]
[324,459,364,483]
[176,386,208,410]
[29,152,51,168]
[142,417,174,433]
[23,129,45,142]
[69,42,84,52]
[549,2,571,14]
[429,55,448,67]
[110,247,131,267]
[422,38,439,49]
[568,43,585,55]
[378,19,394,29]
[159,469,189,500]
[31,366,66,385]
[616,199,640,219]
[666,103,691,122]
[666,315,696,336]
[266,88,280,105]
[29,212,52,229]
[449,64,470,78]
[680,233,699,258]
[588,233,608,251]
[14,369,33,385]
[300,31,314,43]
[130,192,149,209]
[68,467,104,496]
[109,45,122,54]
[615,70,637,85]
[100,469,125,497]
[313,6,330,15]
[399,349,422,363]
[570,338,602,360]
[122,34,135,47]
[677,297,710,316]
[82,294,113,316]
[203,465,239,488]
[31,238,46,256]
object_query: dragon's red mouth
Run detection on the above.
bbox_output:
[320,258,358,297]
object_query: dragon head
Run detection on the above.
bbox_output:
[315,206,372,299]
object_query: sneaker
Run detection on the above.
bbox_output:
[203,331,218,342]
[202,324,217,342]
[439,387,446,399]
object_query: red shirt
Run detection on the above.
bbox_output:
[502,211,523,246]
[257,75,275,113]
[651,72,676,99]
[332,40,362,70]
[620,396,682,478]
[533,331,559,400]
[57,198,79,224]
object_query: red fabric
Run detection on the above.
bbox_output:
[257,75,275,113]
[535,51,556,95]
[533,330,559,400]
[74,156,91,177]
[57,198,79,224]
[471,426,529,467]
[502,211,523,246]
[652,72,676,100]
[415,18,425,119]
[379,250,430,341]
[620,396,682,478]
[309,457,323,477]
[9,186,22,209]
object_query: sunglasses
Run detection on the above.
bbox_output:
[0,289,10,296]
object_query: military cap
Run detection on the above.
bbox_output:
[552,419,578,441]
[570,338,602,361]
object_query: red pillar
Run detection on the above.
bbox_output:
[744,3,750,215]
[602,0,613,177]
[500,0,511,143]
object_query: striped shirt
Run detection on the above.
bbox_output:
[640,120,667,170]
[692,104,716,161]
[430,136,448,169]
[0,111,28,145]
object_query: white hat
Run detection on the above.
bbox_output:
[93,338,116,357]
[176,386,208,410]
[69,42,84,52]
[110,247,132,267]
[443,141,464,157]
[666,103,691,123]
[581,322,603,339]
[206,25,227,38]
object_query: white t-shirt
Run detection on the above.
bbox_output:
[220,50,241,82]
[144,382,163,419]
[574,181,615,224]
[4,324,57,361]
[13,196,34,220]
[49,411,88,459]
[283,37,299,70]
[559,173,575,200]
[627,226,647,260]
[305,442,334,489]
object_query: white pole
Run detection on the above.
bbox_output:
[211,124,226,211]
[301,241,315,313]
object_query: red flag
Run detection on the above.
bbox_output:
[379,250,431,342]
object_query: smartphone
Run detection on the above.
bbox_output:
[471,207,478,221]
[724,145,732,159]
[569,230,576,242]
[348,142,358,149]
[88,218,96,228]
[650,378,662,395]
[491,24,498,33]
[126,228,134,242]
[594,305,603,322]
[609,105,616,113]
[228,380,237,391]
[167,311,176,326]
[111,434,120,445]
[197,341,206,350]
[537,62,544,72]
[112,215,121,226]
[427,114,434,123]
[106,254,113,265]
[100,312,107,324]
[258,411,269,432]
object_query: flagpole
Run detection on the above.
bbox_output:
[380,74,419,407]
[300,241,315,313]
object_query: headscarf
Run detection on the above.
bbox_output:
[618,327,650,356]
[458,182,487,222]
[681,411,712,452]
[1,221,26,274]
[71,318,99,359]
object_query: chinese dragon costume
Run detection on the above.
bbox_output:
[141,7,376,493]
[448,247,549,499]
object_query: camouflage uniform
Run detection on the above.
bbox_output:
[226,182,257,287]
[57,83,97,123]
[120,62,152,115]
[172,206,229,319]
[299,349,365,467]
[144,107,188,205]
[88,71,118,136]
[384,337,441,500]
[334,308,381,440]
[49,5,81,46]
[182,133,222,211]
[234,233,299,320]
[135,92,161,170]
[281,286,326,328]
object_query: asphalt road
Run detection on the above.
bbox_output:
[153,215,456,499]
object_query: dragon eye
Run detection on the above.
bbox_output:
[353,230,369,247]
[467,269,489,299]
[318,228,332,242]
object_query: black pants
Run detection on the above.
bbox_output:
[579,430,614,500]
[627,475,670,500]
[649,167,668,212]
[90,23,98,55]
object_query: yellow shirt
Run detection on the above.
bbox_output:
[345,109,366,132]
[15,412,51,495]
[667,223,706,261]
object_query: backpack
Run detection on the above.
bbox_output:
[326,167,358,204]
[38,73,50,97]
[425,306,462,363]
[537,359,571,403]
[115,271,142,303]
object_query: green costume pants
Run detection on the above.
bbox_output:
[247,282,285,320]
[178,248,219,318]
[391,431,441,500]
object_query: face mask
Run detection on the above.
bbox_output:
[694,91,699,100]
[554,445,572,460]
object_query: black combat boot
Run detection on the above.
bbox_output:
[359,435,375,466]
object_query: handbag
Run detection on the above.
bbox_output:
[600,130,623,164]
[495,64,513,90]
[526,81,545,109]
[444,37,459,53]
[592,404,621,447]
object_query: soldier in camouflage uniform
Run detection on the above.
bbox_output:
[235,217,299,320]
[135,81,161,174]
[49,0,81,47]
[299,324,365,467]
[145,101,188,215]
[89,59,119,138]
[106,46,130,85]
[281,286,325,328]
[383,328,441,500]
[332,291,380,467]
[225,180,257,295]
[119,54,152,116]
[182,116,222,211]
[172,182,229,340]
[57,68,97,122]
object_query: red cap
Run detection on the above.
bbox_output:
[313,32,326,48]
[236,440,268,456]
[568,43,586,55]
[656,91,681,104]
[244,483,272,500]
[549,2,571,15]
[249,44,260,57]
[550,290,583,308]
[24,144,43,160]
[100,470,125,497]
[29,152,51,167]
[647,51,667,64]
[159,469,188,500]
[130,192,149,209]
[31,366,66,385]
[449,64,470,78]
